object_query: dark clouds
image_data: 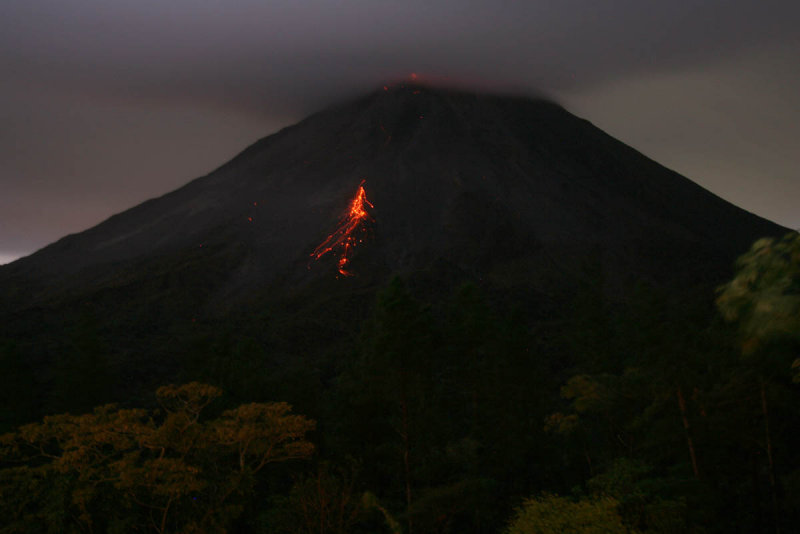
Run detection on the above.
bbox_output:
[1,1,799,262]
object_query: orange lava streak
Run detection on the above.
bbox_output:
[311,181,374,276]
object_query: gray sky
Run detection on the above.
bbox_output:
[2,0,798,264]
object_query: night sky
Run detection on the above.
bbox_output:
[2,1,798,265]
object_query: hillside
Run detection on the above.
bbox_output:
[1,83,795,533]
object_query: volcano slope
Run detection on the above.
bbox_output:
[0,83,785,419]
[3,83,797,533]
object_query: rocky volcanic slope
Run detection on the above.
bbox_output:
[0,84,786,409]
[0,84,783,301]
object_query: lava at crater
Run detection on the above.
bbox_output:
[310,181,374,276]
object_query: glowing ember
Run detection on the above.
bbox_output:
[311,181,374,276]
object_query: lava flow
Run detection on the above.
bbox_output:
[311,181,374,276]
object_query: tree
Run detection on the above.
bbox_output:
[0,382,315,533]
[716,231,800,533]
[334,277,437,534]
[585,458,694,534]
[504,493,631,534]
[263,462,368,534]
[716,232,800,356]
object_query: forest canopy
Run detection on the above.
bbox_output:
[1,232,799,533]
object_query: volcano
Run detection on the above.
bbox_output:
[0,83,786,418]
[1,84,783,295]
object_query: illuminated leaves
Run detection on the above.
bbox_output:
[0,383,315,533]
[543,412,579,436]
[212,402,315,472]
[561,374,613,414]
[115,456,206,497]
[546,376,609,435]
[717,232,800,355]
[505,493,629,534]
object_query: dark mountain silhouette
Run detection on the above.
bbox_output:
[0,83,786,416]
[1,84,783,297]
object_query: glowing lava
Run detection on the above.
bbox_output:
[311,181,374,276]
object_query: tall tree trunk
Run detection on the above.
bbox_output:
[317,469,325,534]
[752,451,763,533]
[400,390,413,534]
[759,376,779,534]
[676,386,700,479]
[583,442,593,477]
